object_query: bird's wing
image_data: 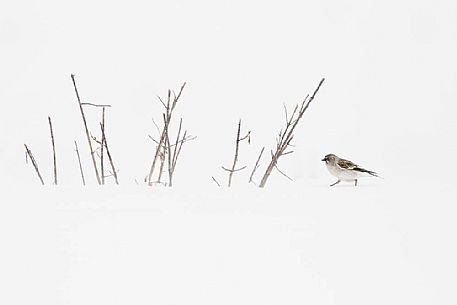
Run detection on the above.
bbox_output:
[337,158,358,170]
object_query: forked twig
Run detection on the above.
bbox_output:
[224,119,250,187]
[147,82,192,187]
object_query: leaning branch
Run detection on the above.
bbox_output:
[71,74,101,185]
[249,146,265,185]
[24,144,45,185]
[259,78,325,188]
[100,122,119,185]
[74,140,86,186]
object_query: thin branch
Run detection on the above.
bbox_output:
[148,135,160,145]
[249,146,265,184]
[222,165,247,172]
[74,140,86,186]
[212,176,221,187]
[100,122,119,185]
[71,74,101,185]
[100,107,105,185]
[274,164,293,181]
[149,134,196,147]
[81,103,112,108]
[171,118,183,174]
[157,145,166,184]
[24,144,44,185]
[48,116,57,185]
[173,130,187,170]
[151,118,161,135]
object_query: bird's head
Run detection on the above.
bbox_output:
[321,154,337,163]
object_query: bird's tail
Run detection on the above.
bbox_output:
[355,167,382,178]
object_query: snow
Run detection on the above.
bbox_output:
[2,0,457,304]
[1,180,456,305]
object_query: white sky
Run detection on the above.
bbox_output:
[1,0,456,186]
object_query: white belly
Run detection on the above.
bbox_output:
[326,163,361,181]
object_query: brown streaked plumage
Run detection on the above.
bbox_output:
[321,154,379,186]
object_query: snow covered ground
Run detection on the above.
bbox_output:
[1,179,456,305]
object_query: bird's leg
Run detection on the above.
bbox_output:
[355,179,358,186]
[330,180,341,187]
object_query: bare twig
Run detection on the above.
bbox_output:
[167,119,191,187]
[224,119,250,187]
[151,118,161,135]
[71,74,101,185]
[222,165,247,172]
[100,122,119,185]
[74,140,86,186]
[157,146,166,184]
[212,176,221,187]
[100,107,105,185]
[249,146,265,185]
[81,103,112,108]
[148,134,196,147]
[274,164,293,181]
[259,78,325,188]
[24,144,44,185]
[48,116,57,185]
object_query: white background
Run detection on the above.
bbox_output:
[1,0,456,304]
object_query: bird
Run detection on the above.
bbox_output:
[321,153,379,186]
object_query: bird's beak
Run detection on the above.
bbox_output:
[321,158,326,162]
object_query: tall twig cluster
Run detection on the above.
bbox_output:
[146,83,195,186]
[258,78,325,187]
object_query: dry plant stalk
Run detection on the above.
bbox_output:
[24,144,45,185]
[147,83,194,186]
[211,176,221,187]
[249,146,265,185]
[259,78,325,188]
[167,118,189,187]
[48,116,57,185]
[71,74,102,185]
[74,140,86,186]
[100,121,119,185]
[100,108,105,185]
[222,119,250,187]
